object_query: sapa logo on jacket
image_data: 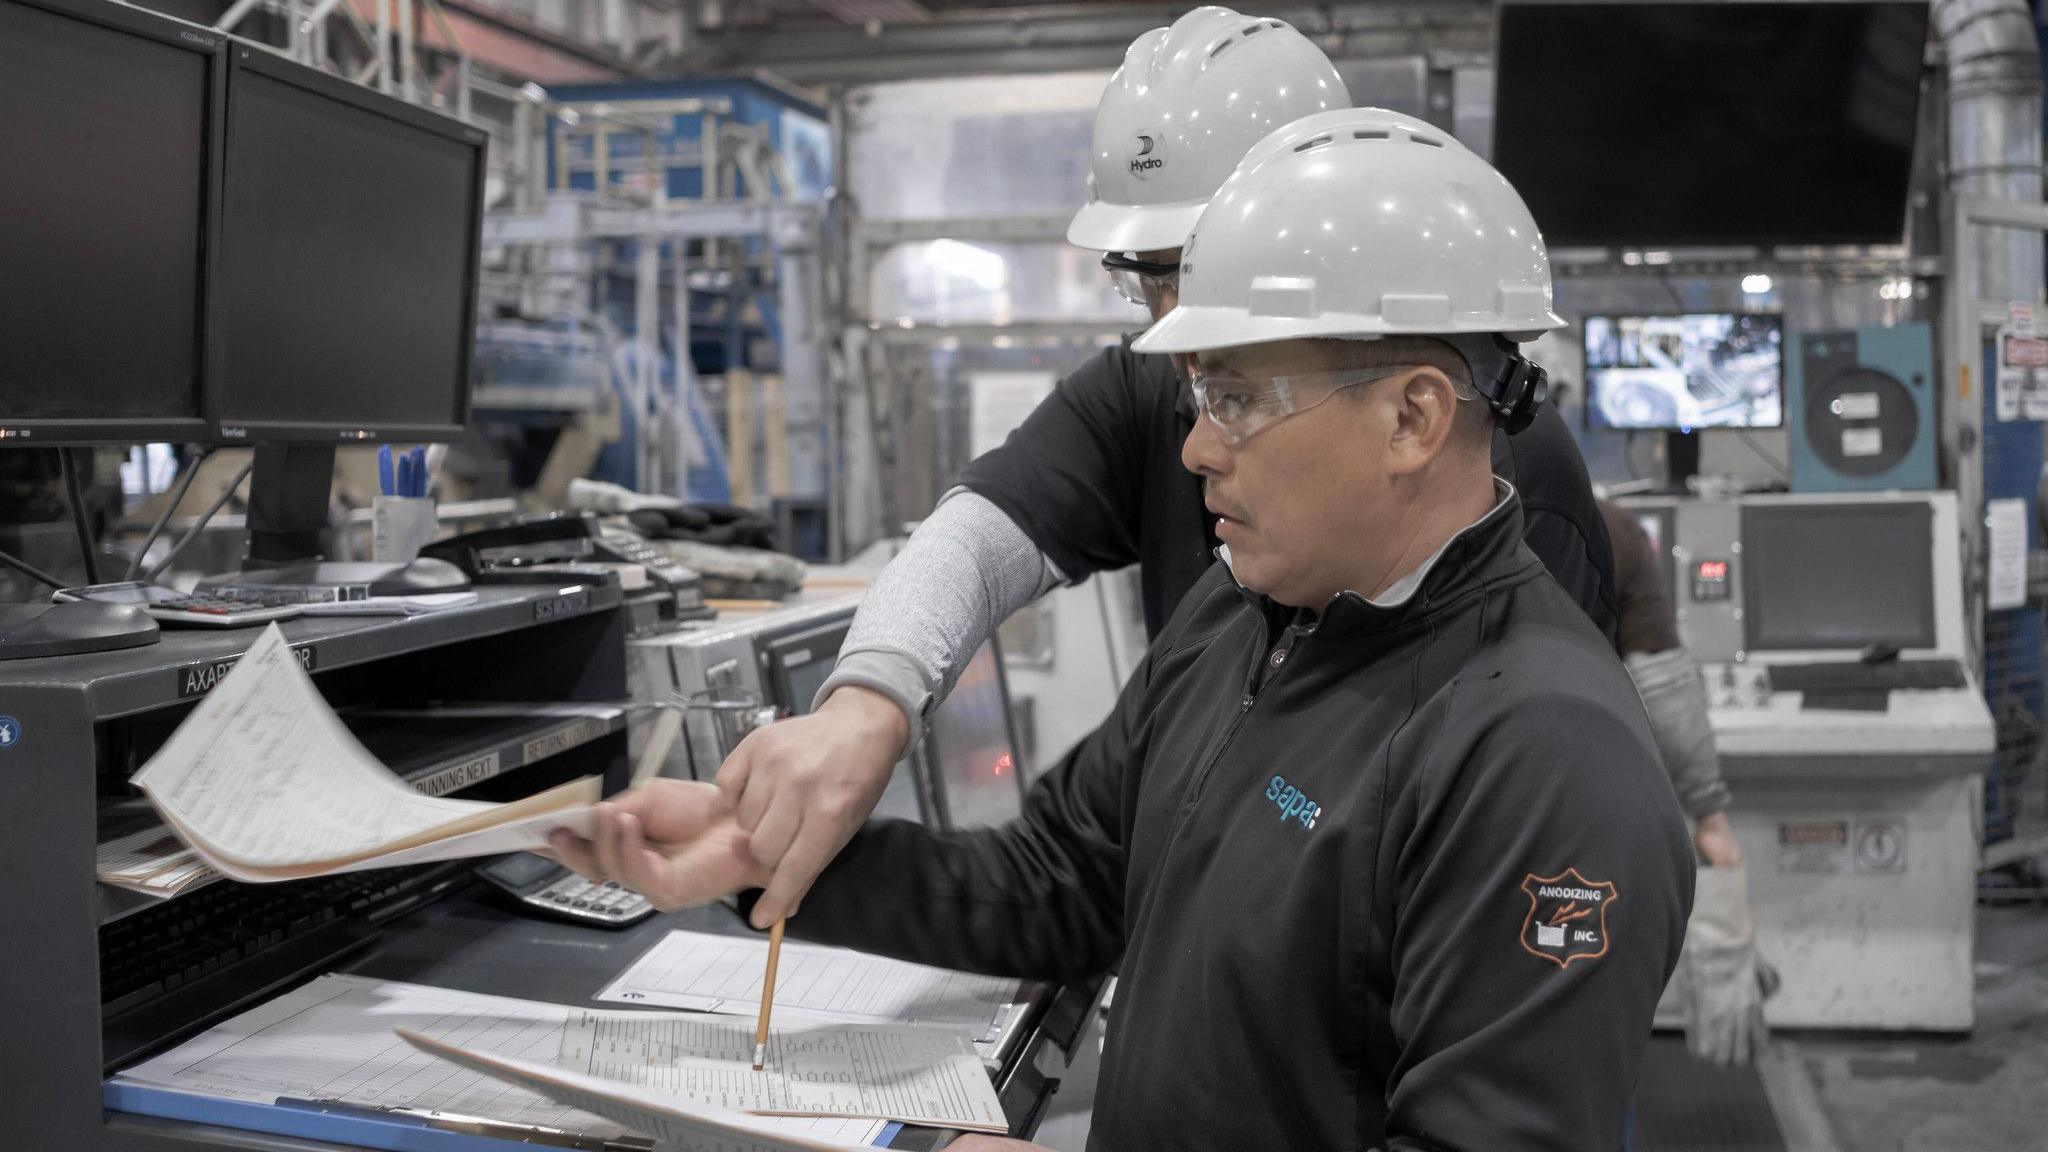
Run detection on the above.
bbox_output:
[1265,775,1320,829]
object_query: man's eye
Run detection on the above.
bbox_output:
[1213,390,1259,422]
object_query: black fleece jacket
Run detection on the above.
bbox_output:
[780,489,1692,1152]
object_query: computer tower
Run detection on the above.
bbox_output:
[1788,323,1936,492]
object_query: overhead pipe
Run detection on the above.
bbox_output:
[1934,0,2043,303]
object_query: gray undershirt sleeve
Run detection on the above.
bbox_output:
[815,488,1064,731]
[1625,647,1734,820]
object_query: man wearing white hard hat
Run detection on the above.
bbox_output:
[687,6,1617,942]
[554,107,1691,1151]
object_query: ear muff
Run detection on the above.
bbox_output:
[1488,354,1548,436]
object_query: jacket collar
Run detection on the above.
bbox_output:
[1225,478,1538,644]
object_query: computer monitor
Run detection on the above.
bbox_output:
[1741,502,1936,652]
[754,613,926,825]
[921,639,1028,832]
[1493,2,1928,248]
[1584,314,1785,431]
[0,0,223,446]
[211,46,485,444]
[759,618,852,717]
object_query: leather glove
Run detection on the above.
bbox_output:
[1682,862,1779,1067]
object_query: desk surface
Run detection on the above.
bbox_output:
[0,583,624,720]
[345,884,1056,1141]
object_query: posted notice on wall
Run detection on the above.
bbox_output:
[1997,303,2048,421]
[968,371,1057,459]
[1987,497,2029,612]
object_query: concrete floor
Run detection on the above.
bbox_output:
[1029,903,2048,1151]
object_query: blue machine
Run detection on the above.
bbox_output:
[1787,323,1937,492]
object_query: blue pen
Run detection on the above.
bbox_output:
[409,445,428,497]
[378,445,395,497]
[396,453,414,501]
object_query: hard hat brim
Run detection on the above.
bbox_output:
[1133,304,1567,354]
[1065,198,1207,255]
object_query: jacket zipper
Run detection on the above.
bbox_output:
[1174,629,1290,812]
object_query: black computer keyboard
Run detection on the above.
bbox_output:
[1767,658,1969,694]
[99,861,467,1020]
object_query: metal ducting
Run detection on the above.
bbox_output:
[1934,0,2043,302]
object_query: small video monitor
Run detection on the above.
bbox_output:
[1584,313,1784,431]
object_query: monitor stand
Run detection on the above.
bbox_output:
[1662,430,1701,494]
[204,443,470,596]
[0,601,158,661]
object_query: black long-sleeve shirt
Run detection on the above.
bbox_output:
[961,340,1618,642]
[772,493,1692,1151]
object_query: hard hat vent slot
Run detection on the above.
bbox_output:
[1265,19,1284,29]
[1411,135,1446,148]
[1355,130,1390,141]
[1293,135,1334,153]
[1241,23,1264,36]
[1209,39,1232,59]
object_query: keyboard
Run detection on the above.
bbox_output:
[1767,658,1969,694]
[99,862,466,1020]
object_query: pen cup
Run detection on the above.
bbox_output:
[679,687,778,781]
[372,496,439,564]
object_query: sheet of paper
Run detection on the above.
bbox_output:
[561,1010,1005,1132]
[1988,497,2029,611]
[130,624,595,878]
[401,1029,887,1152]
[597,929,1020,1038]
[112,974,885,1147]
[968,371,1056,459]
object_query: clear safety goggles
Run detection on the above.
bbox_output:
[1189,366,1411,448]
[1101,252,1180,308]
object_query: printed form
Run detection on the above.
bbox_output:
[561,1010,1007,1132]
[130,624,597,881]
[597,929,1021,1038]
[112,974,885,1147]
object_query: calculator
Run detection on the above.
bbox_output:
[54,581,304,628]
[475,852,655,928]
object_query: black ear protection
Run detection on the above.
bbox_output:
[1486,349,1548,435]
[1452,333,1548,436]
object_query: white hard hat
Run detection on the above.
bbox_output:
[1133,107,1567,355]
[1065,7,1348,254]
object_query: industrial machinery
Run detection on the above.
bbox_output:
[1621,490,1994,1029]
[628,589,1028,832]
[1787,323,1939,492]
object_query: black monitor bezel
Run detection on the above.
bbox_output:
[756,617,854,717]
[1739,501,1937,652]
[1579,311,1787,433]
[0,0,225,447]
[917,633,1029,834]
[209,43,486,446]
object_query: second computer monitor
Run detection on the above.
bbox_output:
[1584,313,1784,431]
[212,46,485,443]
[1741,501,1936,652]
[0,0,222,445]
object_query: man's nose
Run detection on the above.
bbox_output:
[1183,411,1231,477]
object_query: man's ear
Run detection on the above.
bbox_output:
[1384,366,1460,476]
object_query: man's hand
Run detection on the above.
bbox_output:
[716,686,911,929]
[1694,810,1743,867]
[545,779,770,912]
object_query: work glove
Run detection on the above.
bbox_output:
[1681,861,1780,1067]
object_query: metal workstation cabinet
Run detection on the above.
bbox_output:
[1621,491,1995,1030]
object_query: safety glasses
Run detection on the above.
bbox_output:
[1101,252,1180,309]
[1189,367,1411,447]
